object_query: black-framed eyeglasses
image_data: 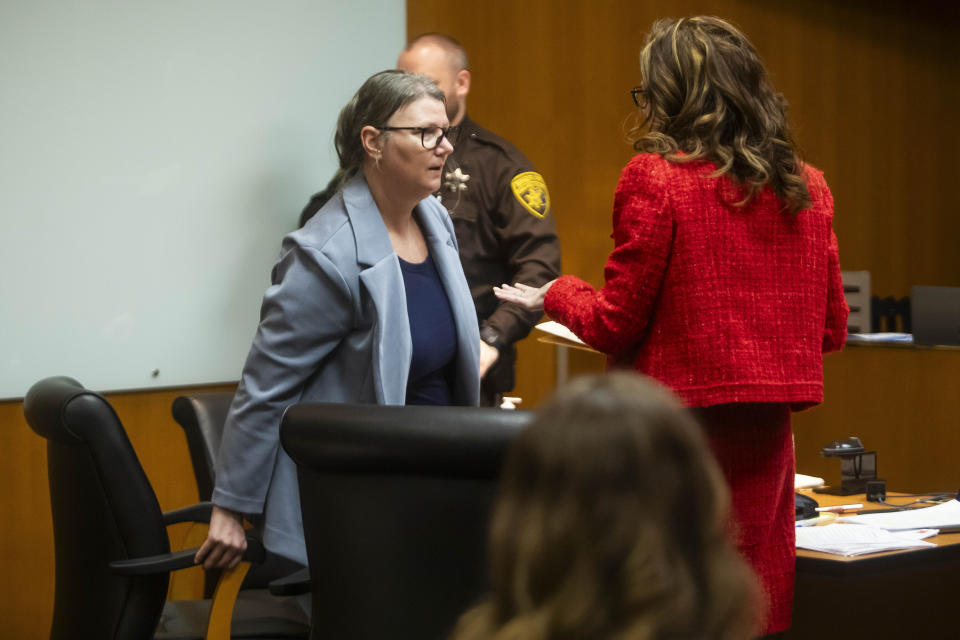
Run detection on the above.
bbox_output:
[631,86,647,107]
[376,125,458,150]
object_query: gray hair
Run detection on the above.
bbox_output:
[332,70,445,191]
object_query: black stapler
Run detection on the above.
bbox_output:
[795,493,819,520]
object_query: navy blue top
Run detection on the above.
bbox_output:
[399,255,458,405]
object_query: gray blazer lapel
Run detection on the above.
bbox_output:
[344,177,411,405]
[417,199,481,406]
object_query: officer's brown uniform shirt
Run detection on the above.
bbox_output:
[440,114,561,398]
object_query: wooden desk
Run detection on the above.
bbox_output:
[796,489,960,576]
[789,489,960,638]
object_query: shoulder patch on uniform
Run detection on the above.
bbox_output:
[510,171,550,218]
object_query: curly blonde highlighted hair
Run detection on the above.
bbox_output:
[630,16,811,214]
[449,373,759,640]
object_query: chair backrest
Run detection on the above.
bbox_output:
[871,295,911,333]
[280,403,530,640]
[23,376,170,640]
[172,391,304,595]
[171,391,235,501]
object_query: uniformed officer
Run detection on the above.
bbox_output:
[398,33,562,407]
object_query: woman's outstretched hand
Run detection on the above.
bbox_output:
[493,279,556,312]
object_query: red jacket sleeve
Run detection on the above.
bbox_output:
[544,155,672,355]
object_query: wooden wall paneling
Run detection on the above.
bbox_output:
[0,400,54,640]
[2,383,235,639]
[793,347,960,494]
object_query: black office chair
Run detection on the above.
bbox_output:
[871,295,912,333]
[24,376,310,640]
[280,403,531,640]
[171,393,306,597]
[172,392,235,503]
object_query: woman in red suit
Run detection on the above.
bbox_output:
[495,16,848,636]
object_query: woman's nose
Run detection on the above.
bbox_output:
[436,136,454,155]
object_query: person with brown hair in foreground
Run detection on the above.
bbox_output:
[450,373,760,640]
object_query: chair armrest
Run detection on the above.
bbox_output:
[169,522,210,600]
[268,566,311,596]
[110,548,199,575]
[109,536,265,575]
[163,502,213,525]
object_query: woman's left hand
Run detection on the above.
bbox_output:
[493,279,556,312]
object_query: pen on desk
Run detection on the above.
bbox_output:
[815,503,863,513]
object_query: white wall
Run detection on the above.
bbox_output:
[0,0,405,398]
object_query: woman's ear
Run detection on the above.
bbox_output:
[360,125,382,160]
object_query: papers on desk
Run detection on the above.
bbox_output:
[846,332,913,344]
[535,321,585,345]
[797,501,960,557]
[794,473,825,489]
[838,499,960,530]
[796,524,937,556]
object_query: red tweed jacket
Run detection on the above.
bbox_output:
[544,153,848,409]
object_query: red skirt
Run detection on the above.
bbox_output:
[694,403,795,636]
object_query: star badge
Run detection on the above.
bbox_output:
[444,167,470,193]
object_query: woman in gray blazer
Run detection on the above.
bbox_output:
[195,70,481,569]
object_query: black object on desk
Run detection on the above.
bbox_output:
[814,436,882,496]
[866,478,887,502]
[795,493,819,520]
[871,295,911,333]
